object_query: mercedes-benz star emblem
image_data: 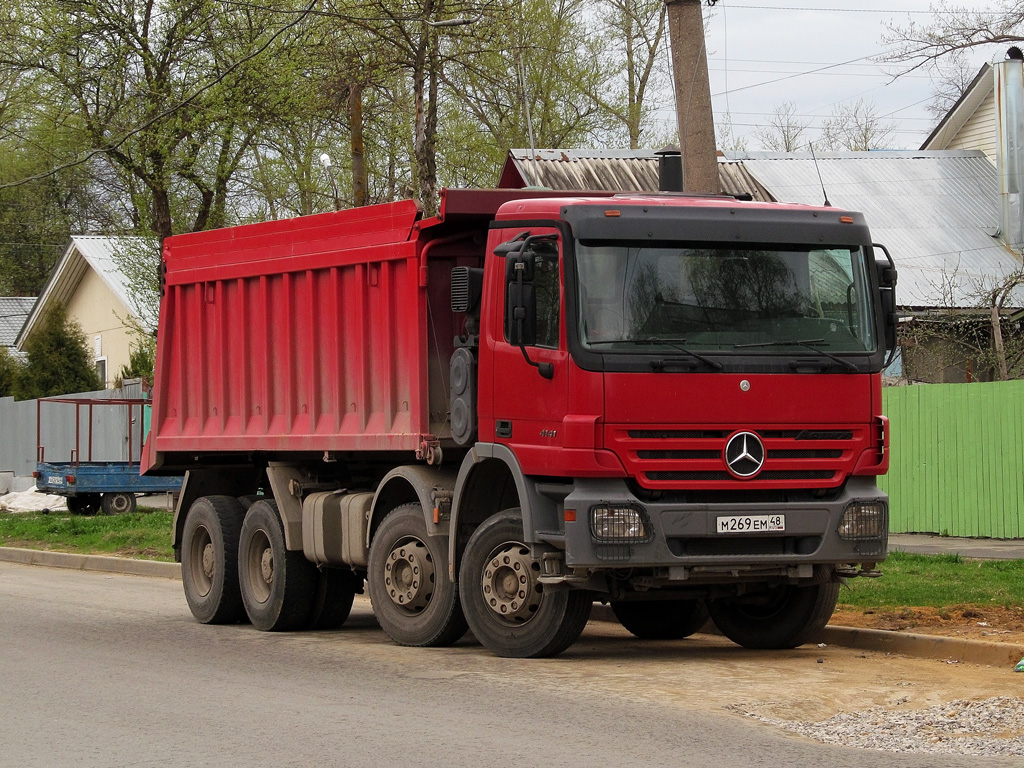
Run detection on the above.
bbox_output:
[724,431,765,478]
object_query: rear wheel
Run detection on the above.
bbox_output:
[239,500,317,631]
[707,580,840,649]
[306,567,360,630]
[459,509,592,658]
[368,504,467,647]
[611,599,709,640]
[101,492,137,515]
[181,495,247,624]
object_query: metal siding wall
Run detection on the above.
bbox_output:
[881,380,1024,538]
[0,389,143,481]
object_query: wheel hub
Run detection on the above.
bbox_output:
[383,538,435,613]
[260,548,274,584]
[481,543,542,625]
[201,542,216,580]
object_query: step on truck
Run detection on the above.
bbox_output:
[143,186,897,658]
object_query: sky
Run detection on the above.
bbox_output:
[654,0,1004,151]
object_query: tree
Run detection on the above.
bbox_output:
[819,98,896,151]
[754,102,809,153]
[883,2,1024,71]
[0,348,23,398]
[592,0,668,149]
[3,0,319,240]
[14,303,102,399]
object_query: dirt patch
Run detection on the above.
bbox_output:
[833,603,1024,645]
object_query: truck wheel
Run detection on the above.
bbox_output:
[459,509,592,658]
[367,504,468,647]
[306,567,359,630]
[101,492,137,515]
[181,495,247,624]
[610,599,709,640]
[707,580,840,649]
[239,500,316,631]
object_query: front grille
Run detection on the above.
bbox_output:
[612,423,862,491]
[668,536,822,557]
[647,470,835,482]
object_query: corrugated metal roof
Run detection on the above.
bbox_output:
[503,149,772,201]
[0,297,36,348]
[726,150,1023,309]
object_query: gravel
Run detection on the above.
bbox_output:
[733,697,1024,756]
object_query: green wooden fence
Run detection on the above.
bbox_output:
[879,380,1024,539]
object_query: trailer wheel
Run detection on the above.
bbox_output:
[610,599,709,640]
[101,492,137,515]
[181,495,247,624]
[306,567,359,630]
[459,509,592,658]
[367,504,468,647]
[707,580,840,649]
[67,495,100,515]
[238,500,316,631]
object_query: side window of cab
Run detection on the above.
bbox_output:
[503,237,561,349]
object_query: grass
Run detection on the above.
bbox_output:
[837,549,1024,610]
[0,509,175,561]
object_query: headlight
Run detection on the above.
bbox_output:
[590,505,651,543]
[838,501,888,540]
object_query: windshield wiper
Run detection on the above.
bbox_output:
[636,338,723,371]
[586,337,723,371]
[733,338,857,373]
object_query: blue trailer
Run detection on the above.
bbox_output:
[34,397,183,515]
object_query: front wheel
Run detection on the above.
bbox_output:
[238,500,316,631]
[707,580,840,649]
[610,599,709,640]
[459,509,592,658]
[367,504,467,647]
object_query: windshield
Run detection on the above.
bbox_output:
[575,242,876,354]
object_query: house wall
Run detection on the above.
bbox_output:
[945,89,998,161]
[65,268,134,388]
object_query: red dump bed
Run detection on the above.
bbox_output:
[144,200,433,470]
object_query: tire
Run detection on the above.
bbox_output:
[238,500,317,631]
[367,503,468,647]
[67,494,101,515]
[101,492,137,515]
[306,567,359,630]
[611,599,709,640]
[459,509,592,658]
[181,495,247,624]
[707,580,840,649]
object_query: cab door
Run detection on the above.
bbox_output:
[482,226,569,474]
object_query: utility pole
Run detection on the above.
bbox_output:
[665,0,720,194]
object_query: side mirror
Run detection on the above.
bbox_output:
[874,243,898,360]
[505,254,537,346]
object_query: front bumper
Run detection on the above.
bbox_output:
[561,476,888,569]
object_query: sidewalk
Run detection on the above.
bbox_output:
[890,533,1024,560]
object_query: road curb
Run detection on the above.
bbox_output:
[0,547,180,579]
[3,547,1021,667]
[590,603,1023,667]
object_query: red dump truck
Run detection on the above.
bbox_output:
[143,186,896,658]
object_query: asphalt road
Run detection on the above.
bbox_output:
[1,561,1020,768]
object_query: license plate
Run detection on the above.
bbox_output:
[47,476,64,485]
[717,514,785,533]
